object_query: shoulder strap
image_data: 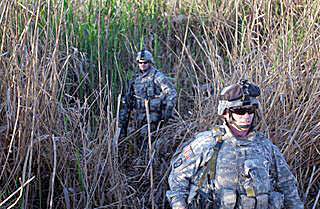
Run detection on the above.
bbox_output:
[198,131,224,188]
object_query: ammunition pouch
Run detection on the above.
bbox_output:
[269,192,284,209]
[239,192,283,209]
[189,190,283,209]
[135,98,144,110]
[221,189,237,208]
[149,97,162,112]
[239,193,269,209]
[146,84,155,97]
[135,96,162,113]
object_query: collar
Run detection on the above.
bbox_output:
[223,122,257,142]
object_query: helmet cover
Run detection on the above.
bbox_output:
[218,80,260,115]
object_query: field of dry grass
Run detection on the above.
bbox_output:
[0,0,319,208]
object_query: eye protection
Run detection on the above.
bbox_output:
[229,106,256,115]
[138,61,149,64]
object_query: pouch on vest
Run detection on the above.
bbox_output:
[149,112,161,122]
[256,194,268,209]
[269,192,284,209]
[135,99,143,110]
[149,97,161,112]
[221,189,236,208]
[134,83,146,98]
[243,159,271,195]
[146,78,156,97]
[239,194,255,209]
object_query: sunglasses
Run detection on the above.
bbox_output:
[138,61,149,64]
[229,107,256,115]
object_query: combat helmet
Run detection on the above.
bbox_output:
[136,49,154,64]
[218,79,260,115]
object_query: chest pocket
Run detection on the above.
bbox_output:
[146,79,156,97]
[242,159,271,196]
[133,74,158,98]
[134,82,146,98]
[133,74,161,111]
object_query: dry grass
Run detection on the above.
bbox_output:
[0,0,319,208]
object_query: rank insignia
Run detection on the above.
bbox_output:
[183,146,194,160]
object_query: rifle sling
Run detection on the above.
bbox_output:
[199,135,224,188]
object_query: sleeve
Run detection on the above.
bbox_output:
[166,130,217,209]
[166,144,202,209]
[271,145,304,209]
[156,71,176,108]
[119,80,135,129]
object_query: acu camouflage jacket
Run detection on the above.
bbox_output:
[166,124,304,209]
[119,66,176,127]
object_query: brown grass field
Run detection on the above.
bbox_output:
[0,0,319,208]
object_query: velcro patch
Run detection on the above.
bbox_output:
[183,146,194,160]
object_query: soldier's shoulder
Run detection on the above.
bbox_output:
[152,68,166,78]
[255,131,272,142]
[188,126,225,150]
[254,131,276,149]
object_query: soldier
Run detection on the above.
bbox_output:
[119,49,176,142]
[166,80,304,209]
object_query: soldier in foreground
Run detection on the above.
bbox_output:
[119,49,176,144]
[166,80,304,209]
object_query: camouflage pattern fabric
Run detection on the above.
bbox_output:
[119,66,176,138]
[166,123,304,209]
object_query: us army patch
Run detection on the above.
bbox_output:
[183,146,194,160]
[173,158,182,168]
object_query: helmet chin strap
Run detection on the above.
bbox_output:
[230,121,252,129]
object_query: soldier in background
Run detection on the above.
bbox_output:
[166,80,304,209]
[119,49,176,145]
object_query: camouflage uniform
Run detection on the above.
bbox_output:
[166,80,303,209]
[119,50,176,140]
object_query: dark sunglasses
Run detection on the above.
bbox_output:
[138,61,149,64]
[229,107,256,115]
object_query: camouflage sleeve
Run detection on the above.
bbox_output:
[119,81,135,130]
[119,95,130,127]
[155,71,176,108]
[271,144,304,209]
[166,131,214,209]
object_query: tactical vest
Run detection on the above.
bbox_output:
[193,129,284,209]
[132,68,162,113]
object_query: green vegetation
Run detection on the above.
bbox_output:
[0,0,319,208]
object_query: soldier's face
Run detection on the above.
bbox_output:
[225,106,255,130]
[138,60,150,72]
[231,111,254,127]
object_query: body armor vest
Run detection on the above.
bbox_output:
[133,68,162,113]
